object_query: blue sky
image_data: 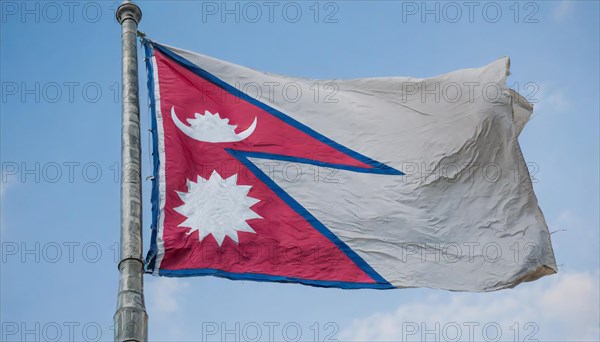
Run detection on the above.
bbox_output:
[1,1,598,341]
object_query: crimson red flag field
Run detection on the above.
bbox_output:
[142,40,556,291]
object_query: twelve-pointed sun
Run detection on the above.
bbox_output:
[174,170,261,247]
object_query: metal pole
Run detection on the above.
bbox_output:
[114,1,147,341]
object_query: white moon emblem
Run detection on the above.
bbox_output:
[171,106,257,143]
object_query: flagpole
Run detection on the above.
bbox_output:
[114,1,148,341]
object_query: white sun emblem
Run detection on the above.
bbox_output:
[174,170,261,247]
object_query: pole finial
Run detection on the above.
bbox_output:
[116,1,142,25]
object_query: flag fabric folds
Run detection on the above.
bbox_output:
[143,39,556,291]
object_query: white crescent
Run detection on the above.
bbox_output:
[171,106,257,143]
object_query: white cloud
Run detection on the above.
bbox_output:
[0,177,12,203]
[146,277,190,314]
[554,1,574,22]
[549,209,599,272]
[534,85,569,116]
[540,272,598,336]
[553,209,583,235]
[145,277,192,340]
[340,271,599,341]
[0,179,12,234]
[544,90,568,112]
